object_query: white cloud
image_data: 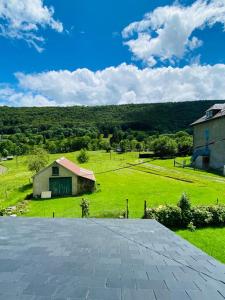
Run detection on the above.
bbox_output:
[122,0,225,66]
[0,0,63,52]
[2,63,223,106]
[0,86,55,106]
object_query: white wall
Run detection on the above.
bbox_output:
[33,162,78,197]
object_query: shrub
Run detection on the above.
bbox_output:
[205,205,225,226]
[77,149,89,164]
[145,193,225,229]
[146,205,182,228]
[80,198,89,217]
[0,208,5,216]
[187,221,196,232]
[178,193,192,226]
[190,206,213,227]
[181,210,193,227]
[146,203,225,229]
[178,193,191,211]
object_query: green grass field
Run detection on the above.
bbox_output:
[177,227,225,263]
[1,151,225,217]
[1,151,225,263]
[1,151,225,218]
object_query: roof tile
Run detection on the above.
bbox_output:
[56,157,95,181]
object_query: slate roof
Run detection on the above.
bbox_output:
[0,217,225,299]
[191,103,225,126]
[56,157,96,181]
[206,104,225,112]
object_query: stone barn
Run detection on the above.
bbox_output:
[33,157,95,198]
[191,103,225,171]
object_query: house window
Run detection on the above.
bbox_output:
[206,110,213,119]
[52,166,59,176]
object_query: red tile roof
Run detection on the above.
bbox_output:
[56,157,96,181]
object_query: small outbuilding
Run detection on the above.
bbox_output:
[33,157,95,198]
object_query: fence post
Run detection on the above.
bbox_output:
[174,159,175,167]
[144,200,147,219]
[126,199,129,219]
[53,212,55,218]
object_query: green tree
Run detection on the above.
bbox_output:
[178,192,191,211]
[136,142,144,152]
[99,140,111,152]
[130,139,138,151]
[28,147,49,173]
[0,140,15,155]
[45,141,57,153]
[2,149,8,158]
[176,136,193,156]
[151,136,178,157]
[119,139,130,153]
[177,192,192,226]
[77,149,89,164]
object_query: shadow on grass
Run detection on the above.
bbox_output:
[30,190,96,202]
[18,183,32,192]
[176,165,224,177]
[30,195,78,202]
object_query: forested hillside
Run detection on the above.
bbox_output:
[0,100,223,156]
[0,100,222,134]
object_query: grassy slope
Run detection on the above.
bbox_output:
[1,151,225,218]
[177,228,225,264]
[0,158,32,209]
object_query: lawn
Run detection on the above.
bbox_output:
[1,151,225,218]
[177,227,225,264]
[1,150,225,263]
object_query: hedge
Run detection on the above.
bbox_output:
[145,193,225,229]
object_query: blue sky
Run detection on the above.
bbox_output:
[1,0,225,106]
[1,0,166,80]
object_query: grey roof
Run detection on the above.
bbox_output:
[206,104,225,112]
[0,217,225,300]
[191,103,225,126]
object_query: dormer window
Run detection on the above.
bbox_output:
[52,166,59,176]
[206,110,213,119]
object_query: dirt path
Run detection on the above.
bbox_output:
[0,165,7,175]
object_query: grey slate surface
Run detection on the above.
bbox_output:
[0,218,225,299]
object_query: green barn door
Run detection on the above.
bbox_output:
[49,177,72,196]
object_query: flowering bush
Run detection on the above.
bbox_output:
[145,193,225,229]
[146,205,182,228]
[208,205,225,225]
[190,206,213,227]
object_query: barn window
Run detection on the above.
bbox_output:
[52,166,59,176]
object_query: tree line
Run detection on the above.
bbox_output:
[0,100,216,158]
[0,128,192,159]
